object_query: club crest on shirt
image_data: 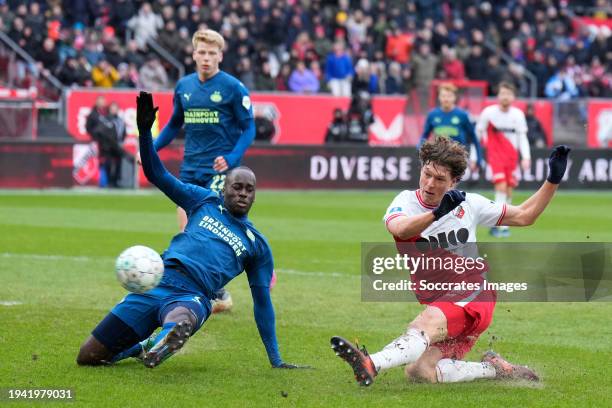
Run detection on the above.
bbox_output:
[453,205,465,219]
[434,117,441,123]
[451,116,460,125]
[210,91,222,103]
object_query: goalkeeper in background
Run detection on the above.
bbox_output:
[418,82,484,172]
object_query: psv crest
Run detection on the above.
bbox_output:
[210,91,222,103]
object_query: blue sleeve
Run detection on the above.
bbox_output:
[153,92,184,151]
[250,285,282,366]
[140,127,213,212]
[224,84,255,168]
[418,113,434,149]
[463,113,484,165]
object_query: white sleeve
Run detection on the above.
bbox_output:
[475,107,490,142]
[468,193,507,227]
[383,191,410,225]
[517,111,531,160]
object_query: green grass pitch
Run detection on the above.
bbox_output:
[1,190,611,407]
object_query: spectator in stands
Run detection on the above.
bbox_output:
[104,39,124,69]
[464,44,488,81]
[411,42,438,93]
[157,20,183,59]
[0,1,14,33]
[83,33,105,66]
[545,67,580,100]
[346,91,374,144]
[124,40,145,68]
[36,38,61,77]
[127,2,163,50]
[441,48,465,80]
[313,26,333,62]
[325,41,353,97]
[352,58,378,95]
[484,54,506,94]
[25,2,45,43]
[138,55,168,91]
[114,62,139,88]
[110,0,137,39]
[385,24,414,65]
[288,60,320,94]
[254,61,275,91]
[92,59,120,88]
[385,62,403,95]
[526,50,549,97]
[237,57,256,91]
[57,56,90,87]
[525,104,548,148]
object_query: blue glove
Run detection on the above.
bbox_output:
[432,190,466,221]
[546,145,571,184]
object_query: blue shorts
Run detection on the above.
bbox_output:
[181,173,226,193]
[94,268,212,349]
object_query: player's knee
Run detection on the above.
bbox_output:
[405,362,437,383]
[163,307,197,331]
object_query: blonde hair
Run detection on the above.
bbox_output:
[438,82,458,95]
[192,29,225,51]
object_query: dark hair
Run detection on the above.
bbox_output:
[419,136,467,181]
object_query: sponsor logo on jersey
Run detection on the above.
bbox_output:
[416,228,470,247]
[389,206,403,214]
[218,204,225,213]
[183,93,191,101]
[242,95,251,110]
[210,91,222,103]
[451,116,460,125]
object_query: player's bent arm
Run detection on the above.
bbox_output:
[501,182,558,226]
[224,118,255,168]
[153,98,184,151]
[250,285,283,367]
[139,127,206,212]
[387,213,435,240]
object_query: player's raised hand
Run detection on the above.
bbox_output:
[432,190,466,221]
[136,91,158,132]
[546,145,571,184]
[213,156,228,172]
[273,362,313,369]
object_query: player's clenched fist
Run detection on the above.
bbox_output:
[546,145,571,184]
[432,190,466,221]
[136,91,158,132]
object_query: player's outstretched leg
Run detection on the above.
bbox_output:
[482,351,539,381]
[211,287,233,313]
[330,336,378,386]
[142,320,193,368]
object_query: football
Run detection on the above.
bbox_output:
[115,245,164,293]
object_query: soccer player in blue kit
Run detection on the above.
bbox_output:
[139,28,256,311]
[77,92,304,370]
[418,83,484,172]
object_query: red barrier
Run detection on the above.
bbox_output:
[65,89,556,147]
[587,100,612,148]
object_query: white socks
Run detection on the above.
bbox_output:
[435,359,496,383]
[494,190,507,204]
[370,329,429,372]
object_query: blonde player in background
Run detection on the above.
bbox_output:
[476,82,531,238]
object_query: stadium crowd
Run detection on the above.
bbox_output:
[1,0,611,98]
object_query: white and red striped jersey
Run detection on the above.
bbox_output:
[476,105,530,160]
[383,189,507,244]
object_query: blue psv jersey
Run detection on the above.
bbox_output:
[162,187,273,299]
[158,71,254,182]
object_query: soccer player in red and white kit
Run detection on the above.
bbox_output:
[330,136,570,386]
[476,82,531,237]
